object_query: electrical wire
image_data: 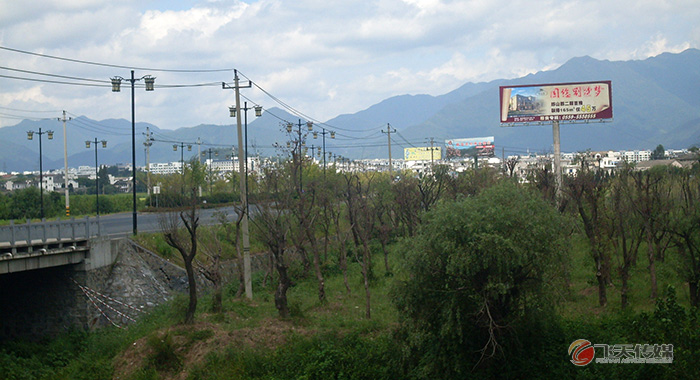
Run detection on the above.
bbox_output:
[0,65,108,83]
[0,73,110,88]
[0,45,234,73]
[0,106,62,113]
[237,70,379,134]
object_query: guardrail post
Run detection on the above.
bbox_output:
[26,219,31,246]
[42,218,47,243]
[10,220,15,246]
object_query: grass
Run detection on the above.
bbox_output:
[1,226,695,379]
[558,233,691,319]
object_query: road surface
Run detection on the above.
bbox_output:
[0,206,242,242]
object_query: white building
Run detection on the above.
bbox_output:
[621,150,651,163]
[149,162,183,175]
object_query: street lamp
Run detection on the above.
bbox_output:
[85,139,107,215]
[311,126,336,174]
[27,128,53,219]
[111,70,155,235]
[173,142,192,197]
[285,120,308,192]
[202,148,218,194]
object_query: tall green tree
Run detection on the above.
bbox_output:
[651,144,665,160]
[393,181,569,376]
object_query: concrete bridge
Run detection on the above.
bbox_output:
[0,218,184,340]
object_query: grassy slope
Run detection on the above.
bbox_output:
[0,227,693,379]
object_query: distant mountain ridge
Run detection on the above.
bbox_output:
[2,49,699,172]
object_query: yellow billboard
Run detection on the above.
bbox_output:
[404,147,442,161]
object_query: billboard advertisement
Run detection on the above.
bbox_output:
[499,81,612,123]
[404,147,442,161]
[445,137,494,159]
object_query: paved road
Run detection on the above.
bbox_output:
[0,206,242,243]
[101,206,242,237]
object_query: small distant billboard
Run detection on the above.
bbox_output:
[445,137,494,159]
[499,81,612,123]
[404,147,442,161]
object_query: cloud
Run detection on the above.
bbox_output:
[1,0,699,129]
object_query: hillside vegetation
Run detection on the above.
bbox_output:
[1,158,700,379]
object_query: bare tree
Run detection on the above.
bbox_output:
[197,232,223,313]
[159,159,205,324]
[251,164,294,318]
[343,172,377,318]
[668,170,700,306]
[607,170,644,309]
[564,168,612,307]
[624,168,673,299]
[253,200,292,317]
[391,175,422,237]
[214,207,245,298]
[505,156,519,177]
[160,199,200,324]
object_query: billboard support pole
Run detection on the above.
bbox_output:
[552,120,562,200]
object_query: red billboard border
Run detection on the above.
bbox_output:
[499,80,613,125]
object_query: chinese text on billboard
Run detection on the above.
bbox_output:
[500,81,612,123]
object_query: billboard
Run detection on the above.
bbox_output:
[499,81,612,123]
[445,137,494,159]
[404,147,442,161]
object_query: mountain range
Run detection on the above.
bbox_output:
[2,49,700,173]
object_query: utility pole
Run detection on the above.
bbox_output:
[143,127,153,207]
[58,111,71,216]
[222,70,253,300]
[427,137,436,172]
[382,123,396,175]
[196,137,202,197]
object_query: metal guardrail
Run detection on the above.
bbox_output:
[0,216,102,246]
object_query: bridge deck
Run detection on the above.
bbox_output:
[0,238,90,274]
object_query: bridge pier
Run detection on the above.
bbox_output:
[0,237,189,340]
[0,237,117,340]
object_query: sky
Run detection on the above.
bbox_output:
[1,0,698,131]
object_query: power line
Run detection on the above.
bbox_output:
[237,70,378,134]
[0,106,62,113]
[0,45,234,73]
[0,74,110,88]
[0,72,224,89]
[0,65,108,83]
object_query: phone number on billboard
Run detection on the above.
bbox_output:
[540,114,600,121]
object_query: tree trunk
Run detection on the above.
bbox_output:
[184,257,197,324]
[689,281,699,308]
[306,230,325,303]
[382,240,391,275]
[361,241,372,319]
[596,257,607,307]
[236,254,246,297]
[620,270,630,310]
[274,247,291,318]
[647,231,658,299]
[339,237,351,294]
[211,284,222,313]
